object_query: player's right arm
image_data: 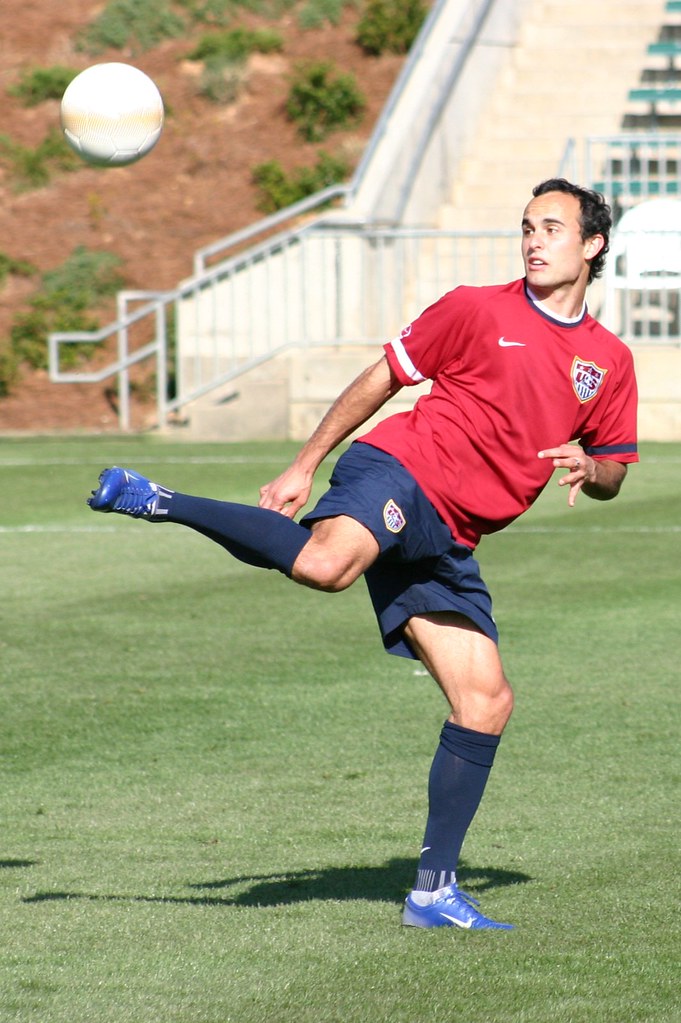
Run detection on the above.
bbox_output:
[259,355,401,517]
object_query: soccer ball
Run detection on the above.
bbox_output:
[60,63,164,167]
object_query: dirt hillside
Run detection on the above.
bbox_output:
[0,1,410,431]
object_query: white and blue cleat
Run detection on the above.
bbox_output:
[402,883,514,930]
[87,466,171,519]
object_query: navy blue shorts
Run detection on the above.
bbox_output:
[301,443,497,659]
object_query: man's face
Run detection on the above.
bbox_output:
[521,191,601,294]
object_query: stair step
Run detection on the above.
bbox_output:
[440,0,669,230]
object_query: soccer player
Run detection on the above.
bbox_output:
[88,179,638,929]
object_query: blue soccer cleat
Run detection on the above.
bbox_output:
[402,883,514,930]
[87,466,172,519]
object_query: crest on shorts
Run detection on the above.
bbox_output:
[383,499,406,533]
[571,356,607,403]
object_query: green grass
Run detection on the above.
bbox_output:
[0,436,679,1022]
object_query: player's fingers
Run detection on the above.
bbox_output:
[279,502,301,519]
[259,485,300,517]
[258,483,283,510]
[538,446,573,460]
[567,480,584,508]
[539,448,583,468]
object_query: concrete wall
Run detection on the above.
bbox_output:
[634,347,681,440]
[181,341,679,443]
[183,345,431,442]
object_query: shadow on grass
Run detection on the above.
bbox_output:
[1,859,37,868]
[22,858,532,909]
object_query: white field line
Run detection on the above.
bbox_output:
[0,524,679,535]
[0,455,316,468]
[0,525,122,533]
[0,456,678,534]
[0,455,679,468]
[504,525,681,534]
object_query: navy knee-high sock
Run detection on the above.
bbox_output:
[414,721,500,893]
[165,492,310,577]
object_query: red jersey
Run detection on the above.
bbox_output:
[359,279,639,549]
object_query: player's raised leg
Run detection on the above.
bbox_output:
[87,466,377,586]
[88,465,313,574]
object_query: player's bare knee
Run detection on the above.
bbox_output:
[291,551,355,592]
[496,678,515,723]
[460,676,514,734]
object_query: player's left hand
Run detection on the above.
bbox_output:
[538,445,596,507]
[259,462,314,518]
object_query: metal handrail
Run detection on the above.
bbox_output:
[193,184,352,274]
[392,0,497,222]
[347,0,446,195]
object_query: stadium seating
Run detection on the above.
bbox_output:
[624,3,681,127]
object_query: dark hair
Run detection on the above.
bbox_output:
[532,177,611,283]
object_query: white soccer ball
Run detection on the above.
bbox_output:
[60,63,164,167]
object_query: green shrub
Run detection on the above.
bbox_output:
[42,247,124,312]
[356,0,427,55]
[0,253,36,287]
[77,0,186,54]
[298,0,353,29]
[0,135,49,190]
[0,346,20,398]
[188,26,283,62]
[176,0,233,26]
[252,150,349,212]
[3,247,124,381]
[0,130,80,191]
[286,61,365,142]
[189,27,283,103]
[37,128,82,172]
[198,59,246,103]
[9,304,99,372]
[8,66,77,106]
[178,0,298,25]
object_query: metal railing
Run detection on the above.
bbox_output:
[49,169,681,432]
[49,225,520,430]
[560,133,681,342]
[560,133,681,221]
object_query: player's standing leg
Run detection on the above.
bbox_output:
[401,612,515,930]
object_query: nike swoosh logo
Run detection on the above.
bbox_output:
[498,337,526,347]
[440,913,473,929]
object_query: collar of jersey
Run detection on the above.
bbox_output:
[524,281,587,326]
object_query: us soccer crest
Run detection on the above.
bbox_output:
[571,356,607,403]
[383,499,406,533]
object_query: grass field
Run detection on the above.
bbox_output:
[0,436,678,1023]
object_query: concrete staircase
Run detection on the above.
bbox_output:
[440,0,669,231]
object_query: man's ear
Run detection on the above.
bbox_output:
[585,234,605,260]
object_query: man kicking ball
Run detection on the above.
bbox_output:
[88,179,638,929]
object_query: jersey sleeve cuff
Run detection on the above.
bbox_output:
[583,442,639,461]
[385,336,426,384]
